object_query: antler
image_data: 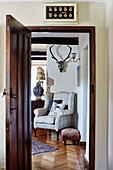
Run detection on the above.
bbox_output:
[49,45,59,62]
[63,45,72,62]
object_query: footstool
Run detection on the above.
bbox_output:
[61,128,81,145]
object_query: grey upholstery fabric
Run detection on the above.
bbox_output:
[34,91,77,132]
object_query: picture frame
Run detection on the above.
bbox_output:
[44,3,78,22]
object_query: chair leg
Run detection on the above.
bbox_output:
[64,141,66,145]
[73,140,76,145]
[34,128,37,137]
[57,131,59,140]
[78,140,80,146]
[49,129,51,136]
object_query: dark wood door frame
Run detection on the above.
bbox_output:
[28,26,96,170]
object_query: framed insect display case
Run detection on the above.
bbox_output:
[44,4,78,22]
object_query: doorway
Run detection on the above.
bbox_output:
[29,26,95,170]
[31,32,90,169]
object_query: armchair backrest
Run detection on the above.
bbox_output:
[53,92,74,112]
[44,92,53,108]
[44,91,75,112]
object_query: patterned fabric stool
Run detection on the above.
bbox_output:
[61,128,81,145]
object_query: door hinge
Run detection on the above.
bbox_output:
[7,18,10,31]
[7,27,10,31]
[91,85,95,94]
[2,89,6,97]
[7,18,10,26]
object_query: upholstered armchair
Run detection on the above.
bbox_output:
[34,91,78,140]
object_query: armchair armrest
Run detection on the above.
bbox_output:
[34,107,48,117]
[54,109,73,117]
[55,111,74,131]
[61,110,73,116]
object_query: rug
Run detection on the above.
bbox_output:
[32,138,60,156]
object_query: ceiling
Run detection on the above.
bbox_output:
[31,32,89,51]
[32,32,89,39]
[0,0,107,2]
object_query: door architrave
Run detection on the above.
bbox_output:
[28,26,96,170]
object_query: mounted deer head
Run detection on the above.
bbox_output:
[49,45,72,72]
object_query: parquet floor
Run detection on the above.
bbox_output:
[32,129,88,170]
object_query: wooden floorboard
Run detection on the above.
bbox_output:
[32,128,88,170]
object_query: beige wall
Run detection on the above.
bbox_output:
[0,2,107,169]
[106,0,113,170]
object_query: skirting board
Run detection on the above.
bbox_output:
[84,155,89,169]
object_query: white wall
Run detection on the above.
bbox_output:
[106,1,113,170]
[80,48,88,141]
[0,2,107,170]
[75,35,89,142]
[47,44,77,92]
[0,93,5,167]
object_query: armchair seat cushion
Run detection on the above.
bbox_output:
[36,115,56,125]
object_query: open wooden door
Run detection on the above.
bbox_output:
[6,15,31,170]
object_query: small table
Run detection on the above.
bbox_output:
[31,99,45,123]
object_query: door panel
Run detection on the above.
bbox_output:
[6,15,31,170]
[10,29,18,169]
[18,33,24,170]
[23,36,29,170]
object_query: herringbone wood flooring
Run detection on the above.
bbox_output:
[32,129,88,170]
